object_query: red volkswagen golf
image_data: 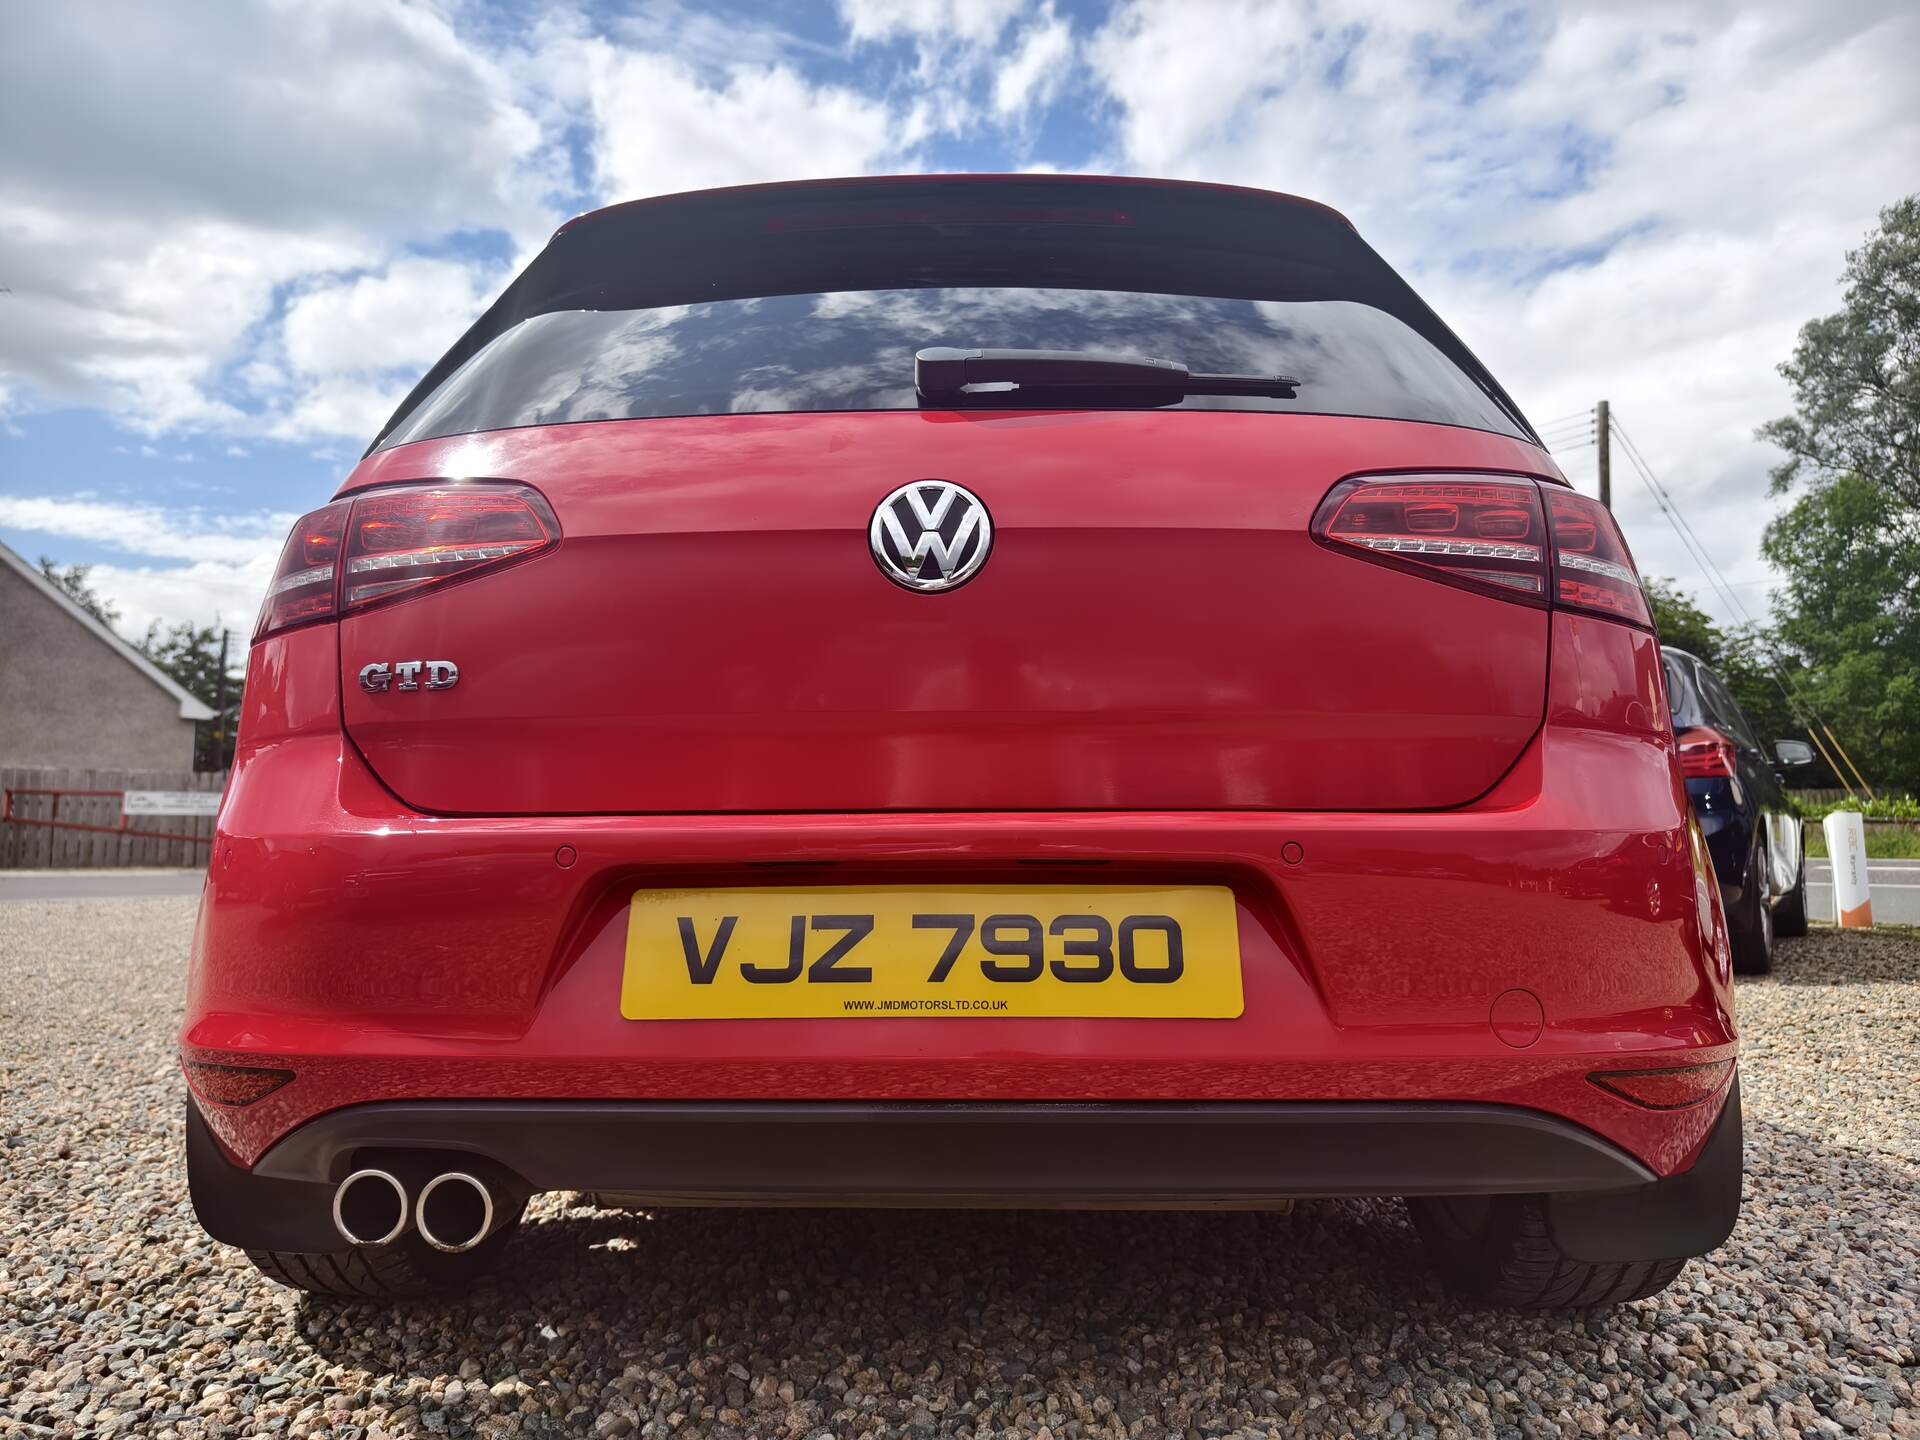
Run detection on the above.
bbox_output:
[183,175,1741,1307]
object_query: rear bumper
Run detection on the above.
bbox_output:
[186,1080,1743,1261]
[184,630,1737,1181]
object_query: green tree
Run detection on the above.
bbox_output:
[37,556,120,627]
[136,622,240,709]
[1758,195,1920,516]
[1645,577,1824,779]
[1761,474,1920,794]
[1755,196,1920,798]
[1644,577,1722,660]
[138,622,245,771]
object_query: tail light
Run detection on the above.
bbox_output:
[254,482,560,640]
[1676,727,1738,779]
[342,483,560,609]
[1311,473,1652,628]
[257,500,349,637]
[1309,475,1547,601]
[1546,489,1652,626]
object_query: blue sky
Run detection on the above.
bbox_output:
[3,0,1916,639]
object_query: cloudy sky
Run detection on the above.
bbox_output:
[2,0,1916,640]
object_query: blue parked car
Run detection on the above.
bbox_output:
[1661,646,1814,973]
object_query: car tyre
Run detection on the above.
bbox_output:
[1728,834,1774,975]
[1408,1193,1685,1308]
[243,1204,524,1298]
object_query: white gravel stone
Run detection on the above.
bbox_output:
[2,898,1916,1437]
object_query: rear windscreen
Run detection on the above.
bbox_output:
[372,179,1533,451]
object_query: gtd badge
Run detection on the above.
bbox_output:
[359,660,459,693]
[869,480,992,592]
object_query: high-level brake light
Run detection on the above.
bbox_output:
[254,482,560,641]
[1311,473,1652,628]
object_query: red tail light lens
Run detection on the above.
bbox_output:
[1546,490,1651,627]
[253,483,560,641]
[1314,474,1654,630]
[342,482,560,610]
[1310,475,1548,601]
[1676,726,1738,778]
[255,499,348,639]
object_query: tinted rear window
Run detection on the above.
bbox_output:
[372,178,1532,451]
[381,288,1526,448]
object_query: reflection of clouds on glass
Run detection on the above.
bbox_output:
[729,363,911,415]
[521,307,691,425]
[384,288,1520,447]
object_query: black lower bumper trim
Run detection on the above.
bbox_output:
[1546,1076,1743,1262]
[240,1095,1650,1199]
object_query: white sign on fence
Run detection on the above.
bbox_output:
[123,790,221,818]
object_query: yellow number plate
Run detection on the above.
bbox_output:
[621,885,1243,1020]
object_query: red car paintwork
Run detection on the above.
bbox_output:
[334,411,1554,816]
[184,453,1736,1189]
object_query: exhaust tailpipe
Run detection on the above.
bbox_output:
[415,1171,495,1253]
[332,1168,409,1246]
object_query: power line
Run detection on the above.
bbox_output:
[1535,409,1596,434]
[1605,407,1872,793]
[1538,418,1597,440]
[1611,420,1750,623]
[1610,421,1751,623]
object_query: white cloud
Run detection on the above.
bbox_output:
[578,42,905,201]
[0,496,292,566]
[268,376,414,446]
[245,255,508,442]
[0,0,560,436]
[85,559,279,641]
[838,0,1027,46]
[282,258,501,379]
[994,10,1076,119]
[0,495,294,634]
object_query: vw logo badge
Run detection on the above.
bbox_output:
[869,480,993,592]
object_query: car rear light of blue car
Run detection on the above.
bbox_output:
[1677,727,1740,778]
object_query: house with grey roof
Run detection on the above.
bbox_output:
[0,540,213,770]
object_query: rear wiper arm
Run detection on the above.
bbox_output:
[915,347,1299,402]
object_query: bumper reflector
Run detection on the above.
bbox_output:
[1589,1059,1733,1110]
[183,1060,294,1107]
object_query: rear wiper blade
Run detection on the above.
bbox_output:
[915,347,1299,403]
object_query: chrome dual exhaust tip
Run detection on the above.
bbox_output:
[331,1165,498,1251]
[414,1171,495,1253]
[331,1168,409,1247]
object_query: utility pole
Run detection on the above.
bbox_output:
[1595,398,1611,511]
[214,628,230,771]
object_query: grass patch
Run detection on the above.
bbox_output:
[1803,823,1920,860]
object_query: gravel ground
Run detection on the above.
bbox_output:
[3,899,1916,1439]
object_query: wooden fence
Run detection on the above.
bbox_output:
[0,766,225,869]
